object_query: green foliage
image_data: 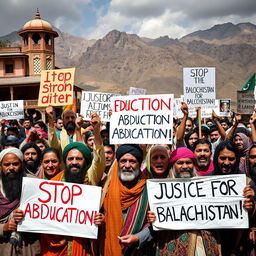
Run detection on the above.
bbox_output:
[0,40,11,48]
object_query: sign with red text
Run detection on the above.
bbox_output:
[17,177,101,239]
[38,68,75,106]
[0,100,24,120]
[147,174,248,230]
[129,87,147,95]
[80,91,120,121]
[184,67,216,108]
[110,94,174,144]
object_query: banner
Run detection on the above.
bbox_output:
[38,68,75,106]
[18,177,101,239]
[0,100,24,120]
[110,94,174,144]
[237,91,256,114]
[129,87,147,95]
[184,67,216,108]
[147,174,248,230]
[80,91,120,121]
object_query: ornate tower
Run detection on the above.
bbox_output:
[18,9,58,76]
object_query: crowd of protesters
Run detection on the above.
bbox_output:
[0,102,255,256]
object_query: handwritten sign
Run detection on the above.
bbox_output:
[80,91,120,121]
[184,67,216,108]
[18,177,101,239]
[0,100,24,120]
[38,68,75,106]
[237,91,256,114]
[110,94,173,144]
[129,87,147,95]
[147,175,248,230]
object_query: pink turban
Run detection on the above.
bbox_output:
[169,147,196,167]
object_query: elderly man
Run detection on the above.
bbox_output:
[103,144,153,256]
[0,148,40,255]
[193,139,214,176]
[21,142,41,177]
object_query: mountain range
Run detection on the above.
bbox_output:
[1,22,256,105]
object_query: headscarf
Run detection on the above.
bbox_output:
[63,142,92,169]
[234,132,252,157]
[0,147,23,162]
[169,147,196,167]
[116,144,143,165]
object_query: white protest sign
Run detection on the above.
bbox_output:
[0,100,24,120]
[173,97,184,119]
[18,177,102,239]
[147,174,248,230]
[219,99,231,117]
[80,91,120,122]
[184,67,216,108]
[129,87,147,95]
[110,94,173,144]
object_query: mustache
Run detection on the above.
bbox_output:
[221,163,232,169]
[69,164,81,169]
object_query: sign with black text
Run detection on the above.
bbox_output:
[0,100,24,120]
[147,175,248,230]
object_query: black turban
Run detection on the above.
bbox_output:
[116,144,143,165]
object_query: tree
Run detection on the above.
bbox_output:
[0,40,11,48]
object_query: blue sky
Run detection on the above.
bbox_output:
[0,0,256,40]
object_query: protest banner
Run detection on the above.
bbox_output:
[38,68,75,106]
[129,87,147,95]
[173,96,184,119]
[147,174,248,230]
[184,67,216,109]
[219,99,231,117]
[0,100,24,120]
[18,177,101,239]
[80,91,120,122]
[237,91,256,114]
[110,94,173,144]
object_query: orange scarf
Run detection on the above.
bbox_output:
[103,161,146,256]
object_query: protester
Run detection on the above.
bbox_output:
[21,142,42,177]
[103,144,153,255]
[193,139,214,176]
[0,148,40,255]
[54,116,63,140]
[19,117,33,138]
[84,131,95,152]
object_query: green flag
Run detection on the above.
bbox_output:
[240,73,255,91]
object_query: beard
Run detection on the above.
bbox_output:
[64,122,76,132]
[249,164,256,180]
[24,159,40,173]
[196,157,210,167]
[118,167,140,182]
[2,169,23,201]
[64,164,87,184]
[173,167,195,178]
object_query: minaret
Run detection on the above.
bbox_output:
[18,9,58,75]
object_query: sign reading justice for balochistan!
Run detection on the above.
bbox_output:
[147,174,248,231]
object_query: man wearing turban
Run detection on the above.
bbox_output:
[147,147,222,255]
[0,148,40,255]
[103,144,154,256]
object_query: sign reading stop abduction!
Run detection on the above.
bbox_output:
[38,68,75,106]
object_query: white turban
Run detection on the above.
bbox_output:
[0,148,23,163]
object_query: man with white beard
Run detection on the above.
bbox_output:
[193,139,215,176]
[103,144,154,256]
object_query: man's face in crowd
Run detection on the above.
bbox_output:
[210,130,220,143]
[36,142,46,152]
[7,131,18,138]
[188,133,198,148]
[118,153,140,182]
[65,149,87,184]
[23,148,39,170]
[194,143,211,168]
[173,158,195,178]
[63,111,76,131]
[185,120,193,133]
[249,147,256,180]
[217,148,236,174]
[56,119,63,130]
[23,120,31,129]
[221,122,229,131]
[1,153,23,201]
[150,147,169,177]
[233,135,244,150]
[101,131,109,141]
[86,136,95,151]
[104,146,115,169]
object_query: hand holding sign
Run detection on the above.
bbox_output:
[181,102,188,116]
[147,210,156,223]
[3,219,17,232]
[243,185,255,214]
[75,114,84,130]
